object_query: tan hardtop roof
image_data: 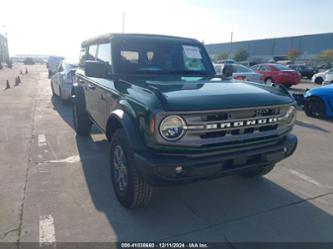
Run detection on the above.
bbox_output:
[81,33,199,47]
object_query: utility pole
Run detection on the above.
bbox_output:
[230,31,233,59]
[122,12,125,33]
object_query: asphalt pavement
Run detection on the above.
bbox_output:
[0,65,333,248]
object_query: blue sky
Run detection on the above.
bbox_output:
[1,0,332,58]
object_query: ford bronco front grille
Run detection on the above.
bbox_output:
[157,105,295,147]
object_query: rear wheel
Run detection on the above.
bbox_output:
[110,128,153,208]
[315,77,323,85]
[264,78,273,85]
[241,164,275,177]
[72,97,92,136]
[304,97,325,118]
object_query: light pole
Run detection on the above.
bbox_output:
[122,12,125,33]
[229,31,233,59]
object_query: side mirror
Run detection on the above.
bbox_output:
[222,64,233,78]
[85,60,108,78]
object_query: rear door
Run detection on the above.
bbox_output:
[84,44,98,120]
[92,42,113,129]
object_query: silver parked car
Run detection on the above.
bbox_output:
[214,63,263,83]
[51,60,77,104]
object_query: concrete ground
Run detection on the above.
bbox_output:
[0,65,333,248]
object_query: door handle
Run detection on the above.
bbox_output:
[77,78,85,84]
[88,84,96,90]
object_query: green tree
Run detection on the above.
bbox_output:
[213,52,229,62]
[316,49,333,67]
[287,49,303,62]
[233,49,249,62]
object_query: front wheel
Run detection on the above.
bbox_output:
[264,78,273,85]
[110,129,153,208]
[241,164,275,177]
[314,77,323,85]
[304,97,325,118]
[59,87,70,105]
[72,97,92,136]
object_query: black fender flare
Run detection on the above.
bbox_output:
[106,109,146,151]
[71,83,87,114]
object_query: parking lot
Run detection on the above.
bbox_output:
[1,65,333,247]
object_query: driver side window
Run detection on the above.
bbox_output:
[57,63,64,73]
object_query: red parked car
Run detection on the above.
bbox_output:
[251,63,301,88]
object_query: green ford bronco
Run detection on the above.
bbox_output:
[72,33,298,208]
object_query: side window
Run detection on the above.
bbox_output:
[57,63,64,72]
[97,43,111,64]
[252,65,259,71]
[259,65,268,71]
[79,47,87,67]
[232,65,239,73]
[87,44,97,60]
[121,51,139,64]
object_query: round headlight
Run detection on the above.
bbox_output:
[159,115,186,141]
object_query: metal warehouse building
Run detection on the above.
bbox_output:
[206,32,333,62]
[0,33,9,64]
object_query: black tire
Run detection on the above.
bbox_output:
[110,128,153,208]
[59,87,70,105]
[304,97,325,118]
[51,80,56,96]
[72,97,92,136]
[241,164,275,177]
[314,77,323,85]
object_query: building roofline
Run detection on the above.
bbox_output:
[207,32,333,46]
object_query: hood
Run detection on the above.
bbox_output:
[306,83,333,96]
[144,78,293,111]
[314,72,326,78]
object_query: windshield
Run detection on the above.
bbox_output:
[113,38,215,76]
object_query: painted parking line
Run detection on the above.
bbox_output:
[287,169,322,187]
[38,134,47,147]
[39,215,56,247]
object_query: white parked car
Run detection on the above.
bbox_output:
[214,63,263,83]
[47,56,64,77]
[323,73,333,85]
[312,68,333,85]
[51,60,77,104]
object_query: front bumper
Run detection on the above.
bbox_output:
[134,134,297,186]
